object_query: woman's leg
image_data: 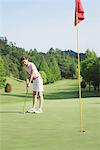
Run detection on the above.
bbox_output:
[33,91,38,109]
[38,91,44,109]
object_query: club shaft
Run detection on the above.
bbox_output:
[23,87,28,113]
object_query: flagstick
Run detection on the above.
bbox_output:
[76,12,84,132]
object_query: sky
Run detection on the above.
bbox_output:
[0,0,100,56]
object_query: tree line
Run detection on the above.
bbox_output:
[0,37,100,91]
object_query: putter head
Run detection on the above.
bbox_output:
[25,110,36,113]
[24,110,29,113]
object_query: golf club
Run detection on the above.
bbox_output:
[23,82,28,114]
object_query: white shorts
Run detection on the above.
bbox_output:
[32,77,43,92]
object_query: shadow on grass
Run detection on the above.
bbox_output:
[44,91,78,100]
[0,90,100,101]
[44,91,100,100]
[0,111,23,114]
[0,93,32,99]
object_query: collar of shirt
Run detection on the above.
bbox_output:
[27,62,31,67]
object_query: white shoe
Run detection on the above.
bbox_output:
[27,108,36,113]
[35,108,43,113]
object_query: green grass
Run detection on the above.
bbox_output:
[0,78,100,150]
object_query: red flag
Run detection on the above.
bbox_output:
[75,0,84,25]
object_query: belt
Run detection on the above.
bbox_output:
[33,76,39,80]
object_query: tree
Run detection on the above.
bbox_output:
[47,55,61,82]
[81,50,98,91]
[81,80,86,90]
[19,66,27,80]
[59,56,76,79]
[91,58,100,91]
[0,55,6,88]
[9,62,19,78]
[2,56,10,76]
[0,37,8,55]
[28,48,40,68]
[38,54,51,83]
[39,71,47,84]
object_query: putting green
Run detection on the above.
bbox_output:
[0,79,100,150]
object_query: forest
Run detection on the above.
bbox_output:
[0,37,100,91]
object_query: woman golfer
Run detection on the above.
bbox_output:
[21,56,44,113]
